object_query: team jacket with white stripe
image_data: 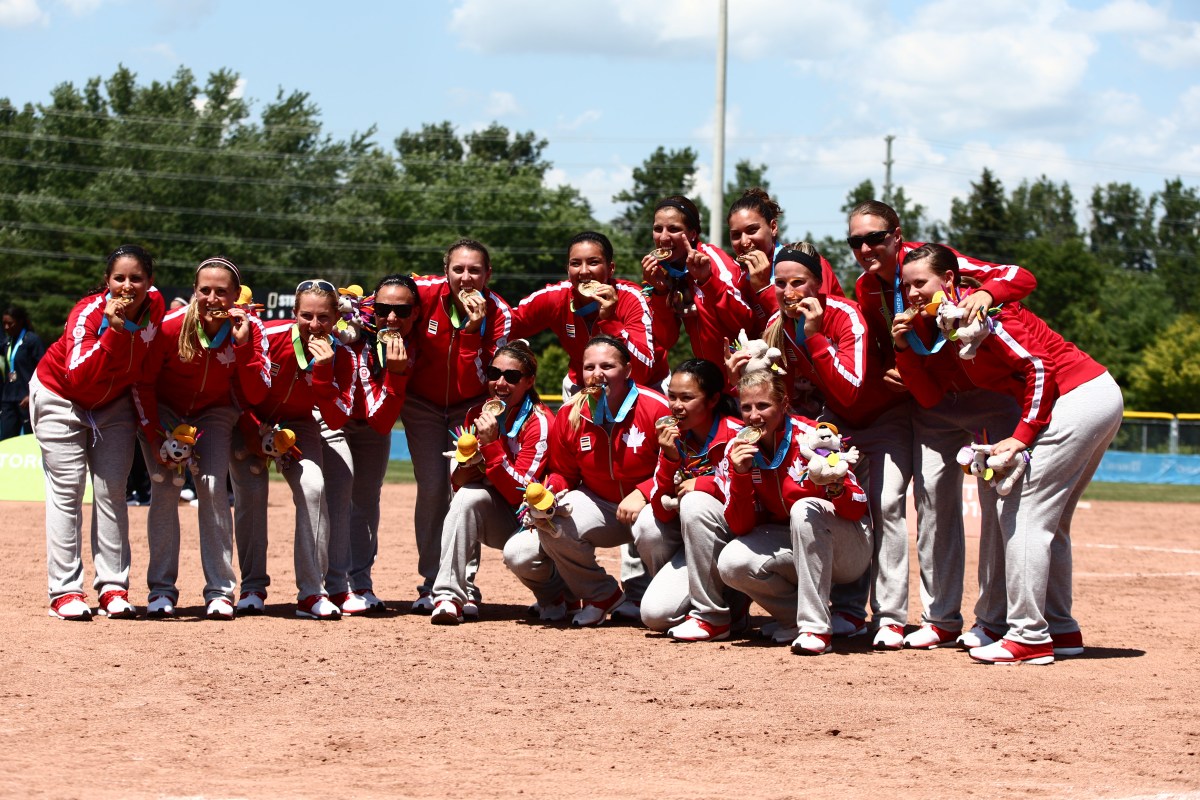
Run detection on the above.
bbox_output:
[36,289,166,410]
[410,278,512,407]
[132,306,271,438]
[460,399,554,508]
[236,320,355,432]
[855,242,1038,377]
[342,335,416,436]
[511,278,666,386]
[543,383,671,510]
[723,414,869,536]
[921,299,1104,445]
[648,242,758,373]
[649,415,743,522]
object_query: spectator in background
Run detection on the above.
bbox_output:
[1,306,47,440]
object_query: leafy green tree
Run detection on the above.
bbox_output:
[611,146,708,257]
[1128,315,1200,412]
[1009,176,1078,244]
[1089,182,1156,272]
[720,159,783,248]
[1154,178,1200,314]
[947,168,1010,263]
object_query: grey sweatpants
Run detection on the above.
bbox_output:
[229,416,330,602]
[140,404,239,603]
[31,375,136,601]
[432,483,518,607]
[503,527,568,607]
[537,487,672,604]
[318,415,391,595]
[718,498,872,634]
[634,491,733,631]
[400,393,480,594]
[985,373,1123,644]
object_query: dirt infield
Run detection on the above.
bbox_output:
[2,485,1198,800]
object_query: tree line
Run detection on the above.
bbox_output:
[0,66,1196,411]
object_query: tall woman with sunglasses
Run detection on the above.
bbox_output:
[132,256,270,620]
[230,279,355,619]
[429,341,553,624]
[845,200,1032,650]
[32,244,165,620]
[404,239,513,613]
[318,274,421,615]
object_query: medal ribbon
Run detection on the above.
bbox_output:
[593,380,639,425]
[505,393,535,439]
[196,320,231,350]
[752,415,794,471]
[97,293,151,335]
[893,273,947,356]
[291,324,333,372]
[5,329,23,377]
[675,416,722,477]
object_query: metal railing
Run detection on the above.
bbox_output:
[1111,412,1200,455]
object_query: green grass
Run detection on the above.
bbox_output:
[1081,482,1200,503]
[385,459,415,483]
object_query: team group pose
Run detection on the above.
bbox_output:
[31,191,1121,665]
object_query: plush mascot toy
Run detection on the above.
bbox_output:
[797,421,860,485]
[956,441,1029,496]
[733,328,784,374]
[518,482,573,538]
[155,423,200,486]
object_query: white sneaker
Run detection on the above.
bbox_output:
[873,624,905,650]
[957,624,1002,649]
[358,590,386,613]
[611,599,642,622]
[236,590,266,614]
[333,592,370,616]
[571,590,625,627]
[146,594,176,618]
[411,592,434,614]
[296,595,341,620]
[791,632,833,655]
[904,623,959,649]
[97,590,137,619]
[206,597,235,620]
[462,599,480,620]
[668,616,731,642]
[529,601,569,622]
[48,593,91,620]
[180,488,196,502]
[430,599,463,625]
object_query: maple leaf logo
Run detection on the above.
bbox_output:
[216,347,236,367]
[140,321,157,343]
[788,457,805,484]
[623,425,646,452]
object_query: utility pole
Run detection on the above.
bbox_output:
[710,0,728,247]
[883,134,895,204]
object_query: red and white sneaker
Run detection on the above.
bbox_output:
[97,589,137,619]
[205,597,235,620]
[48,593,91,620]
[330,591,371,616]
[873,623,905,650]
[296,594,341,620]
[430,599,463,625]
[668,616,731,642]
[571,589,625,627]
[957,623,1005,649]
[1052,630,1085,657]
[832,611,868,637]
[236,590,266,615]
[904,623,961,650]
[970,638,1054,665]
[357,590,386,613]
[462,599,481,620]
[791,631,833,655]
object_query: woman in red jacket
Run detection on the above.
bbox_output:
[894,243,1123,665]
[404,239,513,612]
[716,369,872,655]
[319,274,420,616]
[726,187,783,323]
[32,244,165,620]
[510,334,673,627]
[429,341,553,624]
[229,279,355,620]
[641,195,758,380]
[132,256,270,620]
[635,358,745,641]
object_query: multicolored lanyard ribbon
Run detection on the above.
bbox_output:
[752,415,794,471]
[196,320,231,350]
[675,417,722,477]
[5,329,23,378]
[592,380,639,426]
[291,325,334,372]
[448,296,489,336]
[893,273,947,356]
[505,393,535,439]
[97,293,150,335]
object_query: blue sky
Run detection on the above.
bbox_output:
[2,0,1199,244]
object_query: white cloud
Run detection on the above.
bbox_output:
[485,90,520,117]
[557,109,602,132]
[141,41,178,61]
[1135,22,1200,69]
[1074,0,1167,34]
[150,0,215,33]
[0,0,48,27]
[56,0,102,14]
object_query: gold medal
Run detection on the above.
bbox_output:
[482,398,506,416]
[735,426,764,444]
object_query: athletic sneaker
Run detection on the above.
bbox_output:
[146,594,177,618]
[610,599,642,624]
[904,623,960,650]
[411,591,434,614]
[462,599,480,620]
[358,590,386,613]
[97,589,137,619]
[1052,630,1085,657]
[180,488,196,502]
[48,593,91,621]
[430,599,463,625]
[571,589,625,627]
[791,631,833,655]
[969,638,1054,665]
[296,594,341,620]
[236,590,266,615]
[831,611,868,637]
[873,623,905,650]
[331,592,371,616]
[957,623,1004,649]
[205,597,235,620]
[668,616,731,642]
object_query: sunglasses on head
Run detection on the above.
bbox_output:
[845,229,894,250]
[486,366,526,383]
[295,279,336,293]
[374,302,414,319]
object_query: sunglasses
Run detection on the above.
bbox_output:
[486,366,526,383]
[295,279,336,293]
[374,302,414,319]
[845,229,893,250]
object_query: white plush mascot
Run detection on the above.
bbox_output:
[797,421,859,485]
[956,442,1029,496]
